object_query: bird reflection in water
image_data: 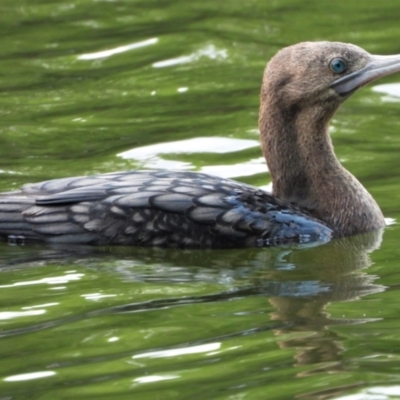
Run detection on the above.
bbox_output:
[109,229,385,372]
[263,229,385,381]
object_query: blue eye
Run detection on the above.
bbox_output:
[329,58,347,73]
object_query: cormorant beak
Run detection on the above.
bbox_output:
[331,53,400,96]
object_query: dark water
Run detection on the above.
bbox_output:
[1,1,400,399]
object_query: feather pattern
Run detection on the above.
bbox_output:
[0,170,331,247]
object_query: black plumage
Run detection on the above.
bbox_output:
[0,170,331,247]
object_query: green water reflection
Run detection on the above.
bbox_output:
[0,231,388,399]
[1,0,400,399]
